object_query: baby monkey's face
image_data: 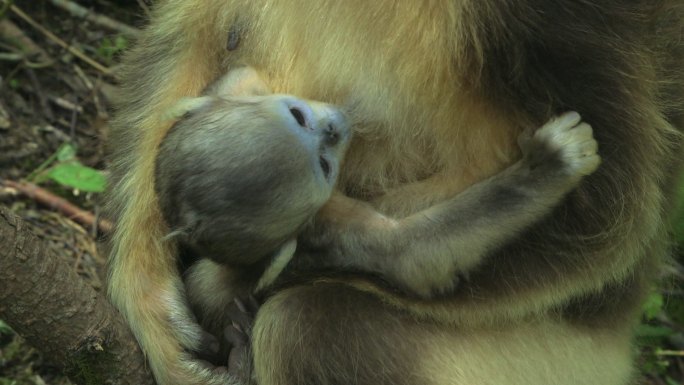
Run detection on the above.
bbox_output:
[188,93,351,227]
[155,67,351,265]
[243,93,350,190]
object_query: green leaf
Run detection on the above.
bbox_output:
[671,172,684,244]
[642,292,664,320]
[97,35,128,63]
[0,319,13,334]
[45,163,107,192]
[635,324,674,338]
[114,35,128,50]
[56,143,77,161]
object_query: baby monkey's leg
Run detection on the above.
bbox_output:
[302,112,600,297]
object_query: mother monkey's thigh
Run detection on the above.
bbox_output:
[251,284,634,385]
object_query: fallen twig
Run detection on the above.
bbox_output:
[0,18,53,66]
[1,179,112,233]
[50,96,84,113]
[47,0,140,37]
[26,68,56,121]
[136,0,151,17]
[657,350,684,357]
[73,64,108,118]
[9,4,112,76]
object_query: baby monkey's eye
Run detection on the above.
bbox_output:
[290,107,307,128]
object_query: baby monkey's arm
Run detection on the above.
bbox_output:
[300,112,600,297]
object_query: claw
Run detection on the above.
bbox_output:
[226,298,255,334]
[193,330,223,365]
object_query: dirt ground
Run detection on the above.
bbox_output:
[0,1,682,384]
[1,1,141,383]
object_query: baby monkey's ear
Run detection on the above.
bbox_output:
[162,66,271,121]
[163,96,214,121]
[208,66,272,98]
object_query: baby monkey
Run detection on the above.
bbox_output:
[157,66,349,269]
[155,66,600,372]
[155,67,351,364]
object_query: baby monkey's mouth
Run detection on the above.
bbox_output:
[319,155,332,181]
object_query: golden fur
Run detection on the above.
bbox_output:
[107,1,684,384]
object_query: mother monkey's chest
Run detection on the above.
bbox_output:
[220,1,520,211]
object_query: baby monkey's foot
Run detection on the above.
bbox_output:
[224,297,259,380]
[519,111,601,180]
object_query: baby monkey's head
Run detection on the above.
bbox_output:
[156,67,351,265]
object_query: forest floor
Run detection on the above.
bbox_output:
[0,1,683,384]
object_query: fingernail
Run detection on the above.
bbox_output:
[562,111,581,124]
[234,298,247,313]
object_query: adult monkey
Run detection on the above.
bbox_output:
[107,1,684,385]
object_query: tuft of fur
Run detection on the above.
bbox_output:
[107,1,684,384]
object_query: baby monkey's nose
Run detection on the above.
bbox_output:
[321,110,348,147]
[310,105,348,149]
[281,97,350,149]
[324,123,340,146]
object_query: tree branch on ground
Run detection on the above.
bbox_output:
[0,206,154,385]
[9,4,112,76]
[1,179,113,234]
[47,0,140,37]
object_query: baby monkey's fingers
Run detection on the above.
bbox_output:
[223,297,258,381]
[192,330,223,365]
[228,296,258,334]
[224,327,249,372]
